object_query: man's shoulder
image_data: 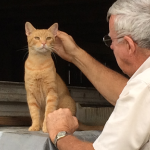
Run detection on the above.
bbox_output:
[135,67,150,84]
[120,68,150,97]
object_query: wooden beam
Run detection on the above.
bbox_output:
[0,117,31,126]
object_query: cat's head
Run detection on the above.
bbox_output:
[25,22,58,53]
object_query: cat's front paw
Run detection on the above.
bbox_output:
[42,119,48,133]
[42,125,48,133]
[42,121,48,133]
[28,125,40,131]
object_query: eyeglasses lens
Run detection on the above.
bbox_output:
[103,35,112,47]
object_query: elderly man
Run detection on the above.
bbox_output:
[46,0,150,149]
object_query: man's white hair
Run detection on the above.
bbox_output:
[107,0,150,49]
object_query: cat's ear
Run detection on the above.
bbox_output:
[48,23,58,37]
[25,22,36,36]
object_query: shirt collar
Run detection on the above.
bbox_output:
[129,57,150,81]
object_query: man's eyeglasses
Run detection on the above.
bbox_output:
[103,35,123,47]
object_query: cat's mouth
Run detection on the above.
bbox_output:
[35,44,52,53]
[35,47,50,53]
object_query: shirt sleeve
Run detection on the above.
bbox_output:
[93,78,150,150]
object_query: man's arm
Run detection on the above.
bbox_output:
[72,48,128,105]
[57,135,94,150]
[54,31,128,105]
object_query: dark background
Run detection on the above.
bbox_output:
[0,0,123,87]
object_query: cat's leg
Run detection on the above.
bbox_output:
[40,109,45,129]
[27,92,41,131]
[58,95,76,116]
[42,90,58,132]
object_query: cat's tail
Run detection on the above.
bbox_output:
[78,121,104,131]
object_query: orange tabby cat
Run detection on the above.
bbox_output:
[25,22,103,133]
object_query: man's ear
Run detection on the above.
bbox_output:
[123,36,136,55]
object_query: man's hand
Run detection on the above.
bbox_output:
[46,108,79,143]
[54,31,80,62]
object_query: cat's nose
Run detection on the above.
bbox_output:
[42,43,46,46]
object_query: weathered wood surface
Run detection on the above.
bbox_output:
[0,81,113,126]
[0,81,110,105]
[0,117,31,126]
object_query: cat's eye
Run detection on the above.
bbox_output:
[34,37,40,40]
[46,37,52,40]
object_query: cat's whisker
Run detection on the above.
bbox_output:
[23,51,29,61]
[48,46,54,52]
[16,46,28,52]
[50,47,57,53]
[48,47,57,63]
[50,47,55,52]
[51,48,57,53]
[51,51,57,64]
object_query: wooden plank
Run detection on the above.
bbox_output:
[0,81,111,106]
[0,101,30,117]
[0,117,31,126]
